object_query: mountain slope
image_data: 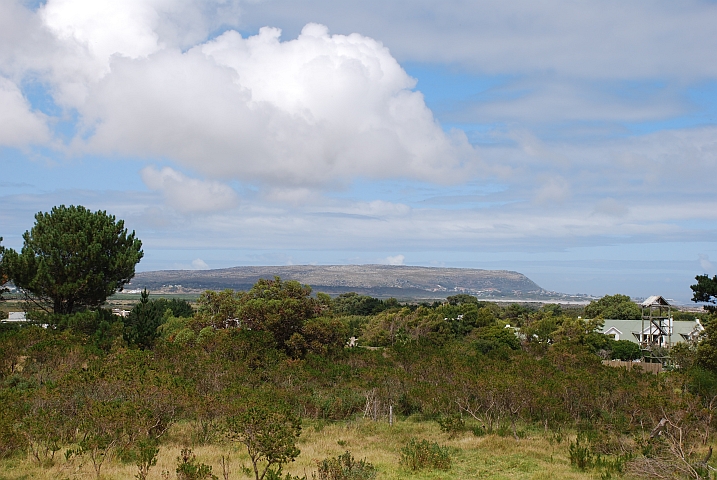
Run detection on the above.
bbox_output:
[130,264,547,299]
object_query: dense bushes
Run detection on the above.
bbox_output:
[569,433,630,476]
[124,289,193,349]
[400,438,452,471]
[2,281,717,479]
[314,451,377,480]
[332,293,398,316]
[610,339,642,360]
[176,448,217,480]
[436,414,465,438]
[583,294,641,320]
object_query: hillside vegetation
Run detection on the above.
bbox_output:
[129,265,554,300]
[2,281,717,479]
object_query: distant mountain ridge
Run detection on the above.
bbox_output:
[130,264,551,300]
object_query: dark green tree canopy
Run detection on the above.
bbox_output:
[446,293,479,306]
[332,292,397,316]
[124,290,194,349]
[5,205,143,314]
[691,274,717,313]
[610,339,642,361]
[194,277,324,352]
[584,294,641,320]
[239,277,322,348]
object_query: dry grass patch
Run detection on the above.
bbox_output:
[0,419,603,480]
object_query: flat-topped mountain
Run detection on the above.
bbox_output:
[130,264,550,300]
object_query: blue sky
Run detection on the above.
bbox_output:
[1,0,716,304]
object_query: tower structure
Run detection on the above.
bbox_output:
[640,295,672,355]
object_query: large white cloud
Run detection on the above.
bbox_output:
[21,0,242,107]
[75,23,474,187]
[0,0,475,190]
[0,1,225,124]
[40,0,245,64]
[41,0,163,63]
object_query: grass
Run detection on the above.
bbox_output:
[0,419,606,479]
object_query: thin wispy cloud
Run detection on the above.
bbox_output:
[140,166,239,214]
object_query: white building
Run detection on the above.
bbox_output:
[6,312,27,322]
[601,318,703,346]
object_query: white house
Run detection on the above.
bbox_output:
[600,318,703,346]
[6,312,27,322]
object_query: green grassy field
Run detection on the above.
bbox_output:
[0,419,609,480]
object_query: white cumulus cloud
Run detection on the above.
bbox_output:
[4,1,478,192]
[40,0,244,63]
[74,23,474,188]
[0,77,50,147]
[140,166,239,213]
[41,0,163,64]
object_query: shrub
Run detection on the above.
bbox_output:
[569,433,630,477]
[133,439,159,480]
[266,467,306,480]
[610,340,641,361]
[400,438,451,471]
[225,402,301,480]
[176,448,217,480]
[313,451,377,480]
[569,434,593,471]
[436,414,465,438]
[0,415,25,458]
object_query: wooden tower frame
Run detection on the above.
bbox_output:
[640,296,672,361]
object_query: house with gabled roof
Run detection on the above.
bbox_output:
[600,318,703,346]
[598,294,704,348]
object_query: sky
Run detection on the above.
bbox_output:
[1,0,716,304]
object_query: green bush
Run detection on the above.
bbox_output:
[313,451,377,480]
[400,438,451,471]
[266,467,307,480]
[584,294,641,320]
[0,414,26,458]
[133,439,159,480]
[471,323,521,354]
[436,414,465,438]
[569,434,593,471]
[609,339,641,361]
[176,448,217,480]
[569,433,630,477]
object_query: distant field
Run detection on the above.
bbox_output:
[0,418,599,480]
[109,292,201,302]
[1,293,201,315]
[105,292,201,311]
